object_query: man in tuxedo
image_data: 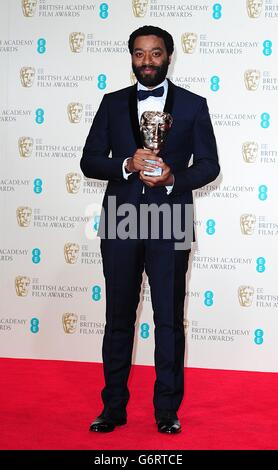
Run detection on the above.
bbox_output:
[80,25,220,434]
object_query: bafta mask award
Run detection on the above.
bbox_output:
[140,111,173,176]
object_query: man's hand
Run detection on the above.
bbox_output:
[126,149,161,173]
[139,159,174,188]
[125,149,174,188]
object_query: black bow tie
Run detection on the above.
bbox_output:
[137,86,164,101]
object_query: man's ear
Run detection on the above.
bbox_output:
[168,55,172,64]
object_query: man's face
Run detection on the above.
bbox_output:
[132,35,171,88]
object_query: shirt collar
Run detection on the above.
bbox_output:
[137,78,168,96]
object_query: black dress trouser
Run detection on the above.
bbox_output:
[100,227,190,415]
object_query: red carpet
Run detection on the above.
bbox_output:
[0,358,278,450]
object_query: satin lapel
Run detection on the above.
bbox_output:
[163,80,175,156]
[128,84,143,148]
[164,79,174,115]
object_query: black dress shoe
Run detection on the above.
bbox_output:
[89,413,127,433]
[155,411,181,434]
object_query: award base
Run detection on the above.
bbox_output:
[143,159,162,177]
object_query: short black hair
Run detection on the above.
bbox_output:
[128,25,174,56]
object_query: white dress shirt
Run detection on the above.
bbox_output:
[122,79,173,194]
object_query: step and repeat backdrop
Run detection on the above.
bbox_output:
[1,0,278,372]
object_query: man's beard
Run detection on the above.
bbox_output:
[132,59,169,88]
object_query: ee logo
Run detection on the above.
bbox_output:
[210,76,220,92]
[98,74,107,90]
[35,108,44,124]
[206,219,216,235]
[258,185,268,201]
[254,329,264,345]
[212,4,222,19]
[263,40,272,56]
[99,3,108,19]
[30,318,39,333]
[37,38,46,54]
[32,248,41,264]
[260,113,270,128]
[34,178,42,194]
[256,257,266,273]
[140,323,150,339]
[92,285,101,301]
[204,291,214,307]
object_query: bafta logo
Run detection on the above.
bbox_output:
[64,243,80,264]
[132,0,148,17]
[69,32,85,53]
[62,313,78,334]
[15,276,30,297]
[22,0,37,17]
[18,137,34,158]
[130,71,137,85]
[242,142,258,163]
[181,33,198,54]
[240,214,256,235]
[67,102,83,123]
[238,286,254,307]
[20,67,35,87]
[65,172,82,194]
[244,69,260,91]
[246,0,263,18]
[16,206,32,227]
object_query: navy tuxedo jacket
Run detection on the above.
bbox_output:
[81,80,220,234]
